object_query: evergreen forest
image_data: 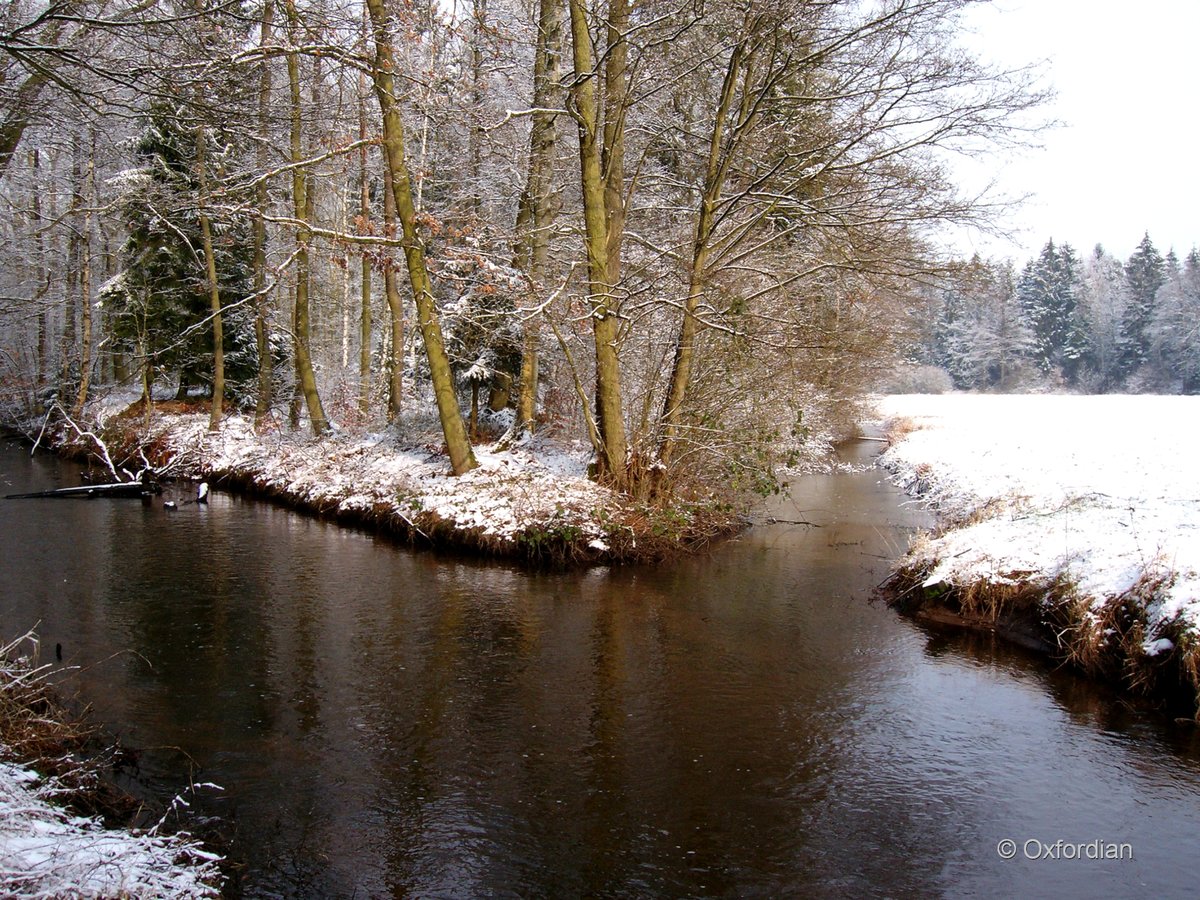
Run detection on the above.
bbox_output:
[903,235,1200,395]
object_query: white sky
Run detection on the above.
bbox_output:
[945,0,1199,264]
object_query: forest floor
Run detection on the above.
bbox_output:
[0,633,222,898]
[876,393,1200,717]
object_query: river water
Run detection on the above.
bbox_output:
[2,439,1200,897]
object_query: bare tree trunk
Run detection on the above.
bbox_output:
[60,137,81,399]
[286,0,330,435]
[340,187,351,370]
[253,0,275,426]
[601,0,629,291]
[0,72,50,181]
[99,215,120,384]
[659,43,748,466]
[468,0,488,216]
[195,127,225,430]
[366,0,476,474]
[382,164,405,420]
[0,14,63,180]
[510,0,562,437]
[31,149,48,391]
[567,0,627,486]
[358,70,373,418]
[72,132,96,418]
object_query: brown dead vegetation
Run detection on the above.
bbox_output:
[0,633,139,823]
[881,563,1200,721]
[884,415,922,445]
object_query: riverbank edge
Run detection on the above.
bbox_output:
[9,403,748,568]
[0,632,223,897]
[875,489,1200,722]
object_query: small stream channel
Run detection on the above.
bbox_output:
[2,438,1199,897]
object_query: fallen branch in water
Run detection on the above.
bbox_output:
[763,516,822,527]
[42,402,120,480]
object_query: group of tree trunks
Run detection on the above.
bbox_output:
[1,0,1046,496]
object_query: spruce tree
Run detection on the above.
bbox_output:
[1150,248,1200,392]
[1077,245,1126,389]
[1017,239,1087,382]
[1117,232,1166,381]
[102,103,258,403]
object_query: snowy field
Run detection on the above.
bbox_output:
[876,394,1200,645]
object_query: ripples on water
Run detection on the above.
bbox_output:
[2,440,1199,897]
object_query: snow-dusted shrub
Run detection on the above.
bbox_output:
[878,364,954,394]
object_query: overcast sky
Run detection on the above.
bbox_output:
[944,0,1199,264]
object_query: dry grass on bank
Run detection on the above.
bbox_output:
[883,561,1200,720]
[878,393,1200,719]
[0,633,223,898]
[0,633,125,820]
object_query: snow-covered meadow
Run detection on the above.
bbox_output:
[877,394,1200,662]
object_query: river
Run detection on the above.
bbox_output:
[2,439,1199,897]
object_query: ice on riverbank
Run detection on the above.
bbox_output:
[876,393,1200,657]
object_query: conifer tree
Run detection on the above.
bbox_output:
[102,103,257,404]
[1016,239,1087,382]
[1150,248,1200,392]
[1118,233,1166,380]
[1077,245,1126,389]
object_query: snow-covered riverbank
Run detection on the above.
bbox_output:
[40,400,744,565]
[1,635,221,898]
[0,761,221,898]
[877,393,1200,713]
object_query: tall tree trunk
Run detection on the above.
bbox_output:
[340,187,352,369]
[46,151,64,392]
[468,0,488,216]
[0,17,61,180]
[358,71,373,418]
[601,0,629,290]
[73,133,96,418]
[510,0,563,436]
[61,138,81,398]
[253,0,275,426]
[568,0,627,486]
[659,43,747,466]
[99,216,120,384]
[195,127,225,430]
[286,0,330,435]
[373,5,404,422]
[0,72,49,181]
[382,164,405,420]
[31,149,48,391]
[365,0,476,474]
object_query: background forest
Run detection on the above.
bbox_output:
[901,235,1200,395]
[2,0,1061,498]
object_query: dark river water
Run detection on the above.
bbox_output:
[3,439,1200,898]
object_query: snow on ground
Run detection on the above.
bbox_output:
[0,760,220,898]
[876,394,1200,641]
[157,412,621,549]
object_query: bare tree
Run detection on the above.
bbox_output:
[365,0,476,474]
